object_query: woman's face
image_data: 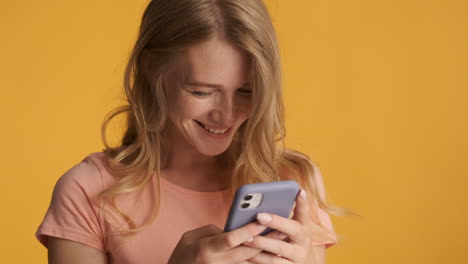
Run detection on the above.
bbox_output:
[164,37,252,157]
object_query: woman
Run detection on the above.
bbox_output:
[36,0,349,263]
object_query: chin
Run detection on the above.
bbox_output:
[193,139,233,156]
[197,145,230,157]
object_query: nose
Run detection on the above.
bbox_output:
[210,93,237,126]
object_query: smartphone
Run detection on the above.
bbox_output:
[223,180,300,236]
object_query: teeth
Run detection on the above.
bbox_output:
[206,126,228,134]
[200,122,229,134]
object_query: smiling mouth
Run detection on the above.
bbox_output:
[194,120,230,130]
[194,120,205,128]
[194,120,232,134]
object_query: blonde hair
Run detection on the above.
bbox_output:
[98,0,357,242]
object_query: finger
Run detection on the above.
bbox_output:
[248,252,294,264]
[243,235,303,262]
[292,189,311,225]
[242,230,288,246]
[210,221,268,251]
[238,229,289,262]
[224,244,263,263]
[223,230,290,263]
[264,230,289,241]
[256,212,303,243]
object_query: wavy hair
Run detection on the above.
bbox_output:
[98,0,357,242]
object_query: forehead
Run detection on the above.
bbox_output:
[178,37,250,88]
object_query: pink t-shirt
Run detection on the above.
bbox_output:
[36,152,337,263]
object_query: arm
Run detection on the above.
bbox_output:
[48,237,108,264]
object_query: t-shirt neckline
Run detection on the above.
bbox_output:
[158,175,232,198]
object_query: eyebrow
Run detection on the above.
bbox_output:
[185,81,250,89]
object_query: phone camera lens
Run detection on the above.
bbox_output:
[241,203,250,208]
[244,195,253,201]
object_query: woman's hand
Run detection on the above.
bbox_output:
[242,189,320,264]
[167,221,283,264]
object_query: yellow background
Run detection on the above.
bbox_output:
[1,0,467,263]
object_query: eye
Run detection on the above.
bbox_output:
[237,89,252,95]
[191,91,211,97]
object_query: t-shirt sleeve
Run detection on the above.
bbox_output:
[35,158,106,252]
[309,162,338,249]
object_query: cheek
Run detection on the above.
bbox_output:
[238,98,252,118]
[174,96,208,118]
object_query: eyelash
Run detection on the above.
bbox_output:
[190,89,252,97]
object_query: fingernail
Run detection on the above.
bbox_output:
[257,213,272,223]
[300,189,307,199]
[257,223,267,230]
[246,237,253,242]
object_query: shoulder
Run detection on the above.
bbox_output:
[58,153,102,184]
[37,152,112,253]
[53,152,114,199]
[281,148,322,177]
[283,148,318,166]
[281,148,327,197]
